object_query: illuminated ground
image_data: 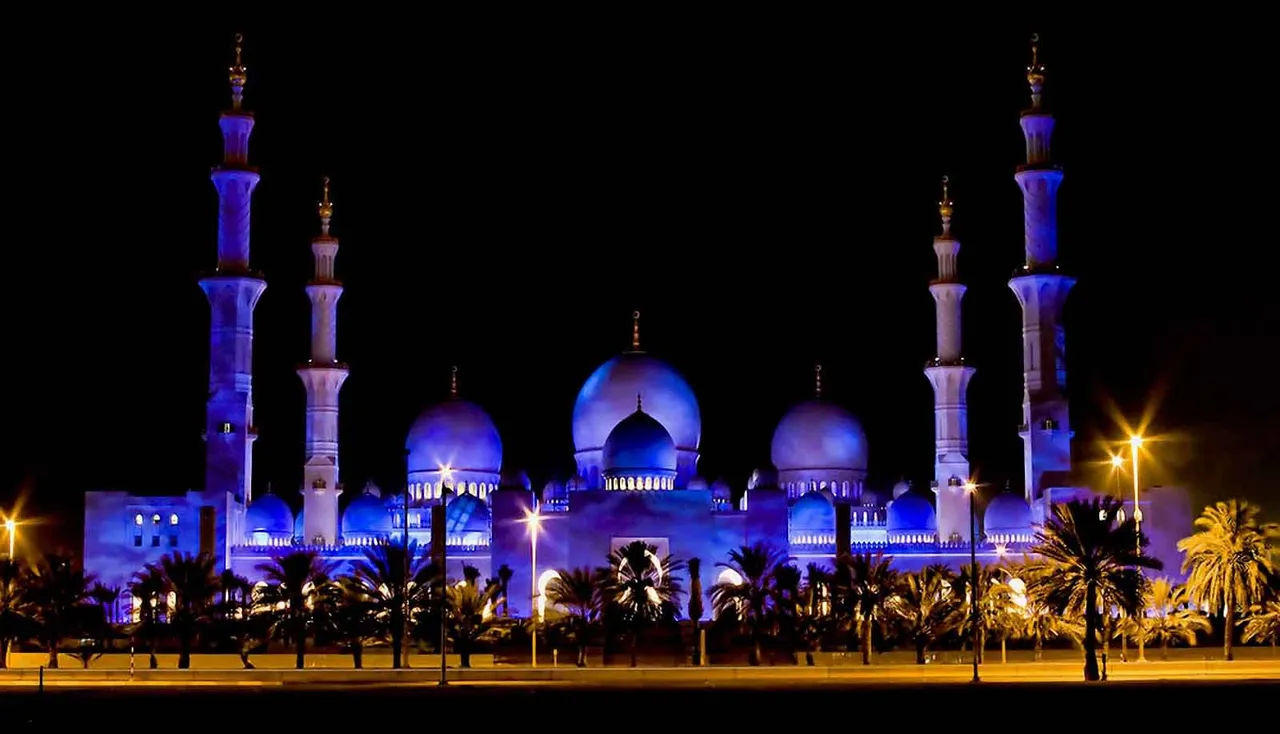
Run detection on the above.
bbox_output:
[5,680,1278,728]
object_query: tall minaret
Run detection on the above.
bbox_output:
[297,177,349,546]
[1008,35,1075,502]
[198,34,266,566]
[925,176,977,542]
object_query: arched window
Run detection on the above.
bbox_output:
[134,514,144,525]
[152,514,161,525]
[169,513,179,525]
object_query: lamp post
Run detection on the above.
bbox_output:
[1109,454,1128,662]
[524,507,543,668]
[401,449,410,671]
[3,519,14,559]
[438,464,452,686]
[964,481,980,683]
[1129,436,1147,663]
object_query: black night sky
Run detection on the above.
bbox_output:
[7,18,1278,553]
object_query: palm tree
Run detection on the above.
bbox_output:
[796,563,832,666]
[1242,600,1280,653]
[497,564,514,617]
[710,543,790,665]
[347,540,435,669]
[319,578,382,668]
[954,564,1016,664]
[687,557,704,666]
[25,555,94,669]
[255,550,336,669]
[1131,577,1210,659]
[0,559,33,669]
[444,581,498,668]
[127,566,166,669]
[1177,500,1277,661]
[889,564,961,664]
[152,552,221,669]
[1015,562,1081,661]
[543,567,600,667]
[597,540,685,667]
[832,551,898,665]
[1030,497,1160,681]
[211,570,261,669]
[772,564,803,662]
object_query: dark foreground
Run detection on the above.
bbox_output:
[4,681,1278,727]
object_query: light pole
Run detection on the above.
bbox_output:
[1129,435,1147,663]
[964,480,980,683]
[523,507,542,668]
[3,519,14,559]
[438,464,452,686]
[401,449,410,670]
[1109,454,1128,662]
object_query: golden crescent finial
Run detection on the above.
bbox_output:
[637,392,643,412]
[1027,33,1046,110]
[631,310,641,350]
[939,175,954,226]
[450,365,459,397]
[814,364,823,398]
[229,33,248,111]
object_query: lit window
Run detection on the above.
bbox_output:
[169,513,179,525]
[134,514,144,525]
[152,514,161,525]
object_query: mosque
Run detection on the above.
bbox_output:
[82,37,1190,621]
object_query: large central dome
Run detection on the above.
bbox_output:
[406,398,503,474]
[573,352,701,453]
[771,400,868,473]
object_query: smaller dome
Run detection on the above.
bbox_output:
[687,475,709,491]
[500,469,531,491]
[984,492,1033,534]
[246,493,294,535]
[293,508,305,537]
[887,492,936,532]
[342,489,391,536]
[444,493,491,536]
[406,398,503,474]
[790,491,836,532]
[771,400,869,473]
[711,478,732,500]
[892,479,911,499]
[749,466,779,490]
[602,404,678,473]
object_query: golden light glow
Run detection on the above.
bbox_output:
[1110,454,1125,468]
[1129,435,1143,448]
[963,481,977,494]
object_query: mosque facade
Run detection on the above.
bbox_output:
[82,37,1191,621]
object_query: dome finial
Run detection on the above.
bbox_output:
[450,365,459,398]
[939,175,954,237]
[1027,33,1046,110]
[631,310,641,350]
[814,364,823,398]
[229,33,247,112]
[318,176,334,237]
[636,392,643,412]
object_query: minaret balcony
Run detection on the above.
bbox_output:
[298,359,349,371]
[201,267,265,281]
[1011,263,1066,278]
[925,357,967,368]
[307,277,343,287]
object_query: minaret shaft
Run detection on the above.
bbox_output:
[298,180,347,546]
[927,180,975,542]
[1009,42,1075,503]
[198,36,263,569]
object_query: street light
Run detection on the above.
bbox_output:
[438,464,453,686]
[3,518,15,559]
[1128,436,1147,663]
[964,480,980,683]
[523,507,543,668]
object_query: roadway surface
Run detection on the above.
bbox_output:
[4,680,1277,728]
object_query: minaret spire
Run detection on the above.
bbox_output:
[199,35,268,568]
[451,365,459,398]
[636,392,643,412]
[297,177,349,546]
[926,176,977,542]
[631,310,641,351]
[229,33,247,112]
[814,364,822,399]
[1009,35,1076,502]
